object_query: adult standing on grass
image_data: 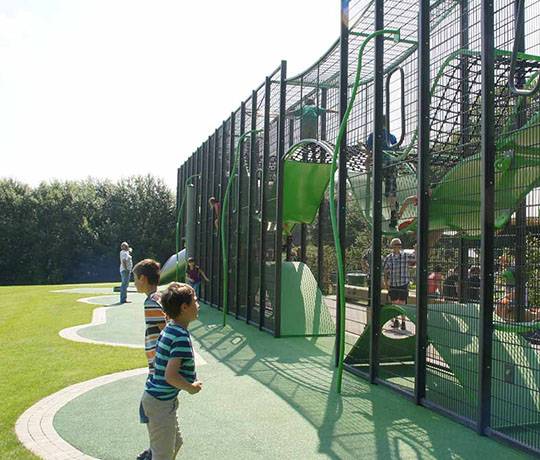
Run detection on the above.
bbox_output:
[383,238,416,330]
[119,241,133,304]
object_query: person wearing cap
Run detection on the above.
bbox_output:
[383,238,416,330]
[119,241,133,304]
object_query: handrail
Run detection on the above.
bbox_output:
[508,0,540,97]
[385,67,406,148]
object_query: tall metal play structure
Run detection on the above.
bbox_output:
[173,0,540,454]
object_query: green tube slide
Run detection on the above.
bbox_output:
[160,249,187,285]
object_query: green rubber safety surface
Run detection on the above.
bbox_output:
[76,294,146,346]
[54,305,530,459]
[346,303,540,429]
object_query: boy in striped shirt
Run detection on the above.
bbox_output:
[141,282,202,460]
[133,259,167,460]
[133,259,167,374]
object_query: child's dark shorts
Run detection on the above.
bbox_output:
[388,284,409,303]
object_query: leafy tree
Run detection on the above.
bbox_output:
[0,175,176,285]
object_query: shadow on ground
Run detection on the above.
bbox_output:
[191,305,530,459]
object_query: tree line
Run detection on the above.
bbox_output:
[0,175,176,285]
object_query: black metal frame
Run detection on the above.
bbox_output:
[174,1,540,455]
[368,0,384,383]
[415,0,430,405]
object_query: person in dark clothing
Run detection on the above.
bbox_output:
[442,267,459,301]
[186,258,209,298]
[465,266,481,302]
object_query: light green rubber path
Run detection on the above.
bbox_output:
[76,294,146,346]
[346,302,540,429]
[54,305,531,459]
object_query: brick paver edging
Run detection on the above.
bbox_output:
[15,367,148,460]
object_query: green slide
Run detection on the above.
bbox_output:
[346,302,540,428]
[267,140,334,231]
[348,132,540,236]
[159,249,186,285]
[399,148,540,235]
[348,165,417,235]
[344,304,416,363]
[279,261,335,337]
[261,141,336,336]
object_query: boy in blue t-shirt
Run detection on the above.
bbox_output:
[141,282,202,460]
[366,116,399,228]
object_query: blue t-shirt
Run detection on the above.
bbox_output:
[145,323,196,400]
[366,129,397,165]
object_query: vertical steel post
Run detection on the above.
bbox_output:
[318,88,328,286]
[219,120,228,309]
[273,60,287,338]
[259,76,272,330]
[458,0,471,305]
[195,147,202,264]
[246,90,258,323]
[201,141,209,301]
[514,0,527,322]
[337,0,349,368]
[209,131,218,305]
[235,103,246,319]
[233,102,246,319]
[369,0,384,382]
[415,0,431,404]
[226,112,236,316]
[478,0,495,434]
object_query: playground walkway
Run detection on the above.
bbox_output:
[17,291,532,459]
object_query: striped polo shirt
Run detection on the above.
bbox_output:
[145,323,196,400]
[144,291,167,374]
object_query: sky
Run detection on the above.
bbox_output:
[0,0,338,190]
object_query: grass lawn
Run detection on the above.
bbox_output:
[0,284,145,458]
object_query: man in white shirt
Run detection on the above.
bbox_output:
[119,241,133,304]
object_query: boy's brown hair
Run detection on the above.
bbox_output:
[133,259,161,286]
[160,282,194,318]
